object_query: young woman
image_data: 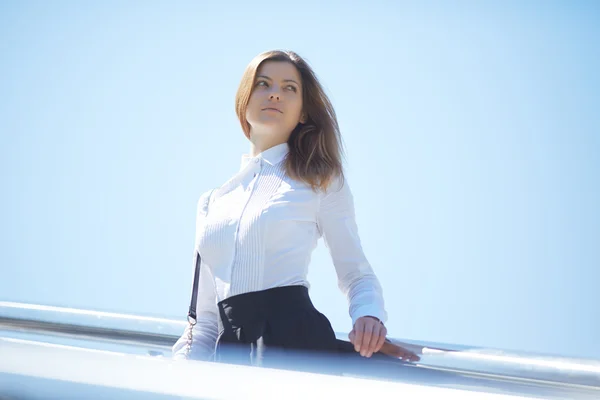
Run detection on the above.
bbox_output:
[172,50,418,369]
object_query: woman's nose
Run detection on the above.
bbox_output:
[269,86,281,100]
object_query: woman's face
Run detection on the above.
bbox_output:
[245,61,306,140]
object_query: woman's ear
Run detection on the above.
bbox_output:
[299,112,307,124]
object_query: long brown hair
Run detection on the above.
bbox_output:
[235,50,345,192]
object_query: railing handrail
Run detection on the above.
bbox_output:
[1,300,599,390]
[0,336,536,400]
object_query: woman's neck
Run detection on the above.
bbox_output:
[249,138,287,157]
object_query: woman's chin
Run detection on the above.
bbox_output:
[250,122,291,134]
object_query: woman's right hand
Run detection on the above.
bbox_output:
[378,340,420,362]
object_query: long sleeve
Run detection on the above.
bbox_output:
[172,191,219,361]
[317,176,388,327]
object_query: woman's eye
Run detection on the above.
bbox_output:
[287,85,297,92]
[257,81,267,87]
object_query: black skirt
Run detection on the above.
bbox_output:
[215,285,356,373]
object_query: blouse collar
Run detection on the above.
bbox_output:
[240,142,289,171]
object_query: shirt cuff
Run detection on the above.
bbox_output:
[350,304,388,327]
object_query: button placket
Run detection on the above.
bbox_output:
[230,159,261,294]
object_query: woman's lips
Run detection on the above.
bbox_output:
[262,108,282,113]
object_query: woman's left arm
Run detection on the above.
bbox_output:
[317,176,388,358]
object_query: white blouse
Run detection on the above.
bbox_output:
[172,142,387,360]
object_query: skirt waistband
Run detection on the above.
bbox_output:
[217,285,314,327]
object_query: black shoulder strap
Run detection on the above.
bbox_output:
[187,189,214,325]
[187,250,201,325]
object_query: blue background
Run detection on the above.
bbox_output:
[1,1,598,359]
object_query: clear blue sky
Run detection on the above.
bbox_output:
[1,1,599,360]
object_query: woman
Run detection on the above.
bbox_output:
[172,50,418,369]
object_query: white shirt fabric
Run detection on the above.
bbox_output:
[172,142,387,360]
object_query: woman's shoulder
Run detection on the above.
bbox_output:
[282,169,348,195]
[196,188,216,214]
[319,173,350,198]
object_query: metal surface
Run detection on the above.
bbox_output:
[1,301,599,399]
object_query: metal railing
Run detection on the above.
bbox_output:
[1,301,599,399]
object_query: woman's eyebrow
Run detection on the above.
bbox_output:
[257,75,300,86]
